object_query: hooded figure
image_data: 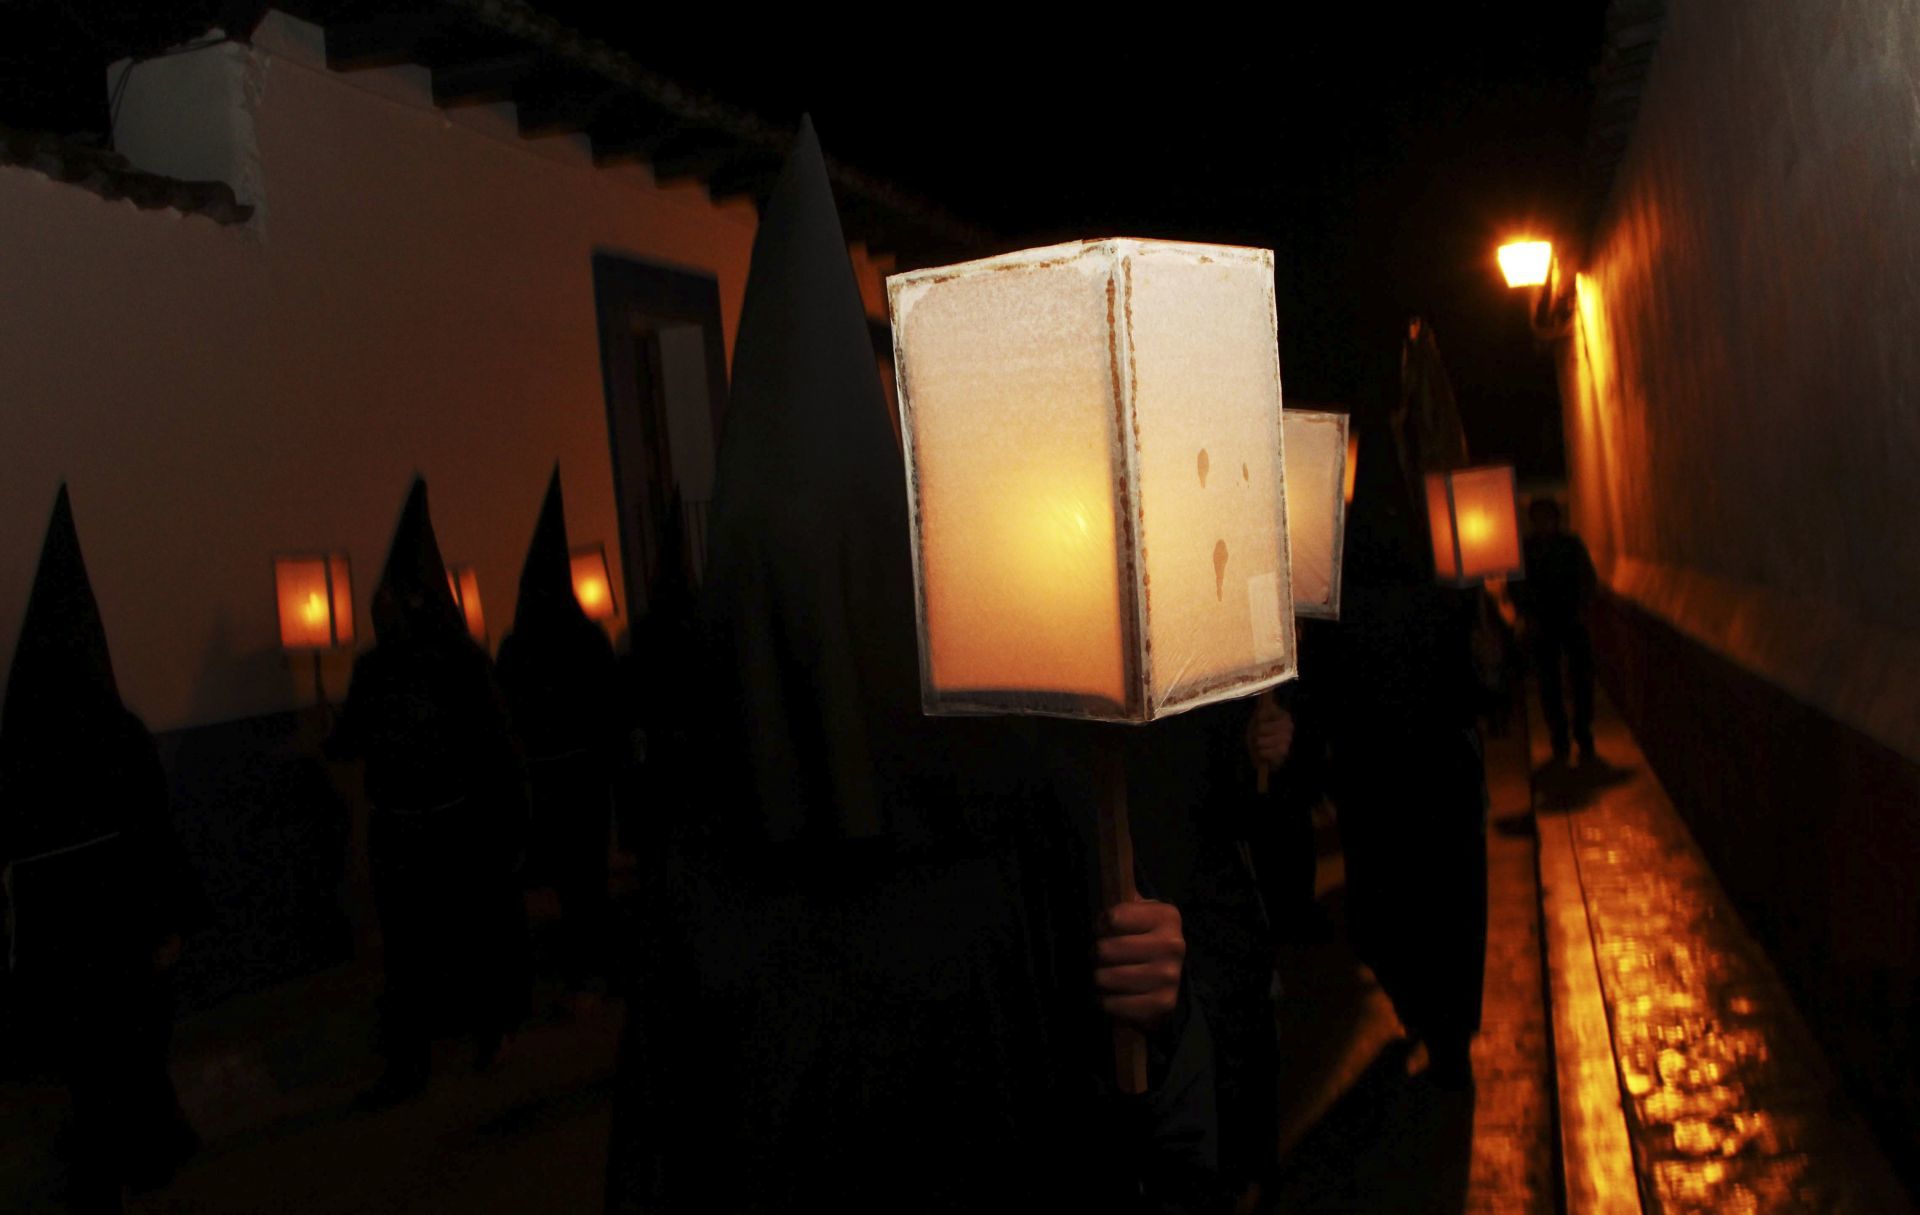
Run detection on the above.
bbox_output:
[604,120,1218,1214]
[1,486,204,1206]
[334,477,529,1105]
[1325,322,1488,1087]
[496,468,620,991]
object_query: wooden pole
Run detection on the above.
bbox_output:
[1095,734,1149,1095]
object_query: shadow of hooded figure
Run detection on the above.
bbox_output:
[330,477,530,1105]
[495,468,622,993]
[1,486,208,1211]
[604,119,1221,1214]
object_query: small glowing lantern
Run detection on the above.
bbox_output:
[275,554,353,649]
[889,239,1296,724]
[1426,464,1525,586]
[1498,240,1552,289]
[446,564,486,642]
[1282,409,1350,621]
[570,544,617,621]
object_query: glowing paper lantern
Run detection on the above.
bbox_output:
[1282,409,1350,620]
[1498,240,1552,289]
[570,544,617,621]
[275,554,352,649]
[446,564,486,642]
[888,238,1296,724]
[1426,464,1524,586]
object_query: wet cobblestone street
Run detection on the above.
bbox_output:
[1542,692,1911,1214]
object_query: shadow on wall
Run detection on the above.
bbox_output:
[161,614,355,1013]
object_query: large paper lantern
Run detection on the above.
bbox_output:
[1426,463,1524,585]
[888,238,1296,725]
[1282,408,1350,620]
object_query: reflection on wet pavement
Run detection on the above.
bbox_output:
[1547,693,1910,1214]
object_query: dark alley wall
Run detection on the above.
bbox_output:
[1561,0,1920,1172]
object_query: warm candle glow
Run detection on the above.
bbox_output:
[1283,409,1350,620]
[1498,240,1553,288]
[1426,464,1524,585]
[275,553,352,649]
[570,546,617,621]
[446,564,486,642]
[890,238,1295,722]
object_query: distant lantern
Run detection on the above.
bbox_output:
[570,544,617,621]
[1497,239,1552,289]
[275,554,353,650]
[888,238,1296,725]
[446,564,486,642]
[1282,409,1350,620]
[1426,464,1525,586]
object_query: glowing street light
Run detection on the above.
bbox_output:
[1498,239,1553,288]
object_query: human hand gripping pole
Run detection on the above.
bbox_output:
[1093,738,1185,1093]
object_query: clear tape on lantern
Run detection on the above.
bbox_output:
[889,238,1297,724]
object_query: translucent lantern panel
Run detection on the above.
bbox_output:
[1128,244,1293,713]
[891,243,1129,715]
[571,546,617,621]
[329,555,354,646]
[890,239,1294,723]
[447,565,486,642]
[1282,409,1349,620]
[276,555,343,649]
[1427,464,1524,585]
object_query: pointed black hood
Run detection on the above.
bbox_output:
[2,485,122,739]
[701,116,923,845]
[372,477,464,645]
[514,466,587,629]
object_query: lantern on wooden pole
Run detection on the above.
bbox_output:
[274,553,353,706]
[890,237,1296,1091]
[1425,463,1525,587]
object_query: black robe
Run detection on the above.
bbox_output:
[0,485,204,1193]
[496,468,621,983]
[605,118,1221,1213]
[334,478,529,1056]
[1325,373,1488,1049]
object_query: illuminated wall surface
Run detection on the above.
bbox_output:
[1560,0,1920,764]
[890,240,1294,722]
[1282,409,1348,619]
[0,12,896,731]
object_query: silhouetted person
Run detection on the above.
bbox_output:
[605,119,1217,1213]
[1515,498,1597,764]
[497,469,621,997]
[1244,623,1335,945]
[1325,322,1488,1089]
[333,478,530,1108]
[1,487,205,1213]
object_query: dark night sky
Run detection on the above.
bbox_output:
[535,6,1611,480]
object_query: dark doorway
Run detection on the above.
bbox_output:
[590,252,729,624]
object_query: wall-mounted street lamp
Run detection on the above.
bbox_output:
[1498,237,1573,337]
[890,237,1295,1092]
[275,553,353,706]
